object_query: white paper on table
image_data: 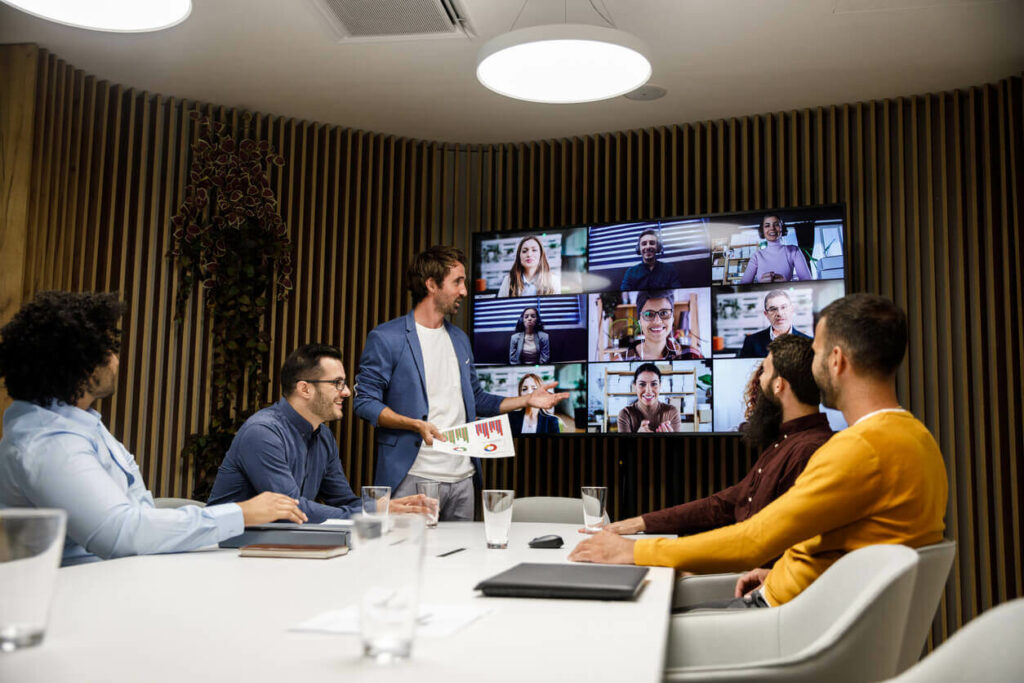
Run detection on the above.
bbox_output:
[290,604,492,638]
[429,414,515,459]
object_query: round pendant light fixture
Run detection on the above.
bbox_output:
[477,23,651,104]
[0,0,191,32]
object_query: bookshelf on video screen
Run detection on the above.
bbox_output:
[470,206,849,437]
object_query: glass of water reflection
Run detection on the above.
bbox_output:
[581,486,607,533]
[482,489,514,549]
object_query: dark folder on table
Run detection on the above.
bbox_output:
[474,563,648,600]
[219,522,351,549]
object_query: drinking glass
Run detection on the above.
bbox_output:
[581,486,608,533]
[362,486,391,519]
[0,508,67,652]
[352,514,425,663]
[482,489,514,549]
[415,481,440,528]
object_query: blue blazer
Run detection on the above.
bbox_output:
[738,327,811,359]
[354,311,504,490]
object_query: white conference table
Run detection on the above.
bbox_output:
[0,522,674,682]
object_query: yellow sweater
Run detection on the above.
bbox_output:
[633,410,948,605]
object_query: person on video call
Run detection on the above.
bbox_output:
[0,291,305,566]
[620,228,683,291]
[355,246,567,520]
[507,373,561,435]
[623,290,692,361]
[207,344,430,522]
[600,335,830,537]
[617,363,681,433]
[508,307,550,365]
[739,214,812,284]
[497,235,558,297]
[738,289,811,359]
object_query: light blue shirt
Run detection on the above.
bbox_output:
[0,400,243,565]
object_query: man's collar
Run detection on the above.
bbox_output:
[276,397,319,439]
[778,411,829,437]
[46,400,102,427]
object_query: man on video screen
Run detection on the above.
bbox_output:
[621,228,683,291]
[739,290,810,358]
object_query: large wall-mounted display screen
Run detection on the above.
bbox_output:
[470,206,848,436]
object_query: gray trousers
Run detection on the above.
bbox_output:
[672,590,771,614]
[393,473,475,521]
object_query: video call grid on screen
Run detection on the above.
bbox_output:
[469,205,849,436]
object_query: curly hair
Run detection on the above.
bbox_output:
[0,291,125,406]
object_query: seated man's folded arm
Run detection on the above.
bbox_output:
[634,436,883,572]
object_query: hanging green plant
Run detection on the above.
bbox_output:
[168,109,293,499]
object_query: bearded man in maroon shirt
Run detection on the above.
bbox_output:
[597,334,832,541]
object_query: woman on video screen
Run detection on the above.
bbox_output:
[498,235,557,297]
[624,290,693,361]
[617,363,681,433]
[508,373,561,435]
[509,307,550,365]
[740,215,812,284]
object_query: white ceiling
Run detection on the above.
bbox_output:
[1,0,1022,144]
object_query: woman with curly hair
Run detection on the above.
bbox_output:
[497,235,557,297]
[0,291,304,565]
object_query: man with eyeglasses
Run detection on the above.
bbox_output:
[208,344,430,521]
[738,289,811,359]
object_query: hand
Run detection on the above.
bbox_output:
[568,530,637,565]
[416,420,443,446]
[637,420,652,433]
[525,381,570,410]
[734,567,771,597]
[655,421,674,433]
[583,516,645,535]
[237,492,307,525]
[389,493,435,516]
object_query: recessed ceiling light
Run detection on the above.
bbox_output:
[0,0,191,32]
[477,23,652,104]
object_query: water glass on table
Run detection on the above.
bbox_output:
[362,485,391,520]
[581,486,607,533]
[482,489,514,549]
[415,480,440,528]
[0,508,66,652]
[351,514,426,663]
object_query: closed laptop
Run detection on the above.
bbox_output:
[474,562,649,600]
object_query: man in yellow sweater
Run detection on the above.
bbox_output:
[569,293,948,608]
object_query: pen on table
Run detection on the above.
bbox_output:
[437,547,467,557]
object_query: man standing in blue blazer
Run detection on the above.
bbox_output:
[355,246,567,520]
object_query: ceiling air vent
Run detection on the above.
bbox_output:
[311,0,473,43]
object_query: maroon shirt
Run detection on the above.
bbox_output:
[642,413,833,535]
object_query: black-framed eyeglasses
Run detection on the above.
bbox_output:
[640,309,674,321]
[298,378,348,391]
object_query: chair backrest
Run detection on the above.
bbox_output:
[889,598,1024,682]
[773,544,919,682]
[511,496,581,524]
[897,539,956,673]
[153,497,206,509]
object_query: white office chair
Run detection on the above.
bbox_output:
[511,496,582,524]
[663,544,919,682]
[895,539,956,673]
[887,598,1024,682]
[153,497,206,509]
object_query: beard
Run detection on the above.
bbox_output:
[741,385,783,451]
[814,360,839,409]
[311,388,341,423]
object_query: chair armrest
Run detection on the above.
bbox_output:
[672,573,744,609]
[665,607,782,671]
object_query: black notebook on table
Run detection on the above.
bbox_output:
[219,522,352,549]
[474,563,649,600]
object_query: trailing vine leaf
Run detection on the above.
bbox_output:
[168,109,293,499]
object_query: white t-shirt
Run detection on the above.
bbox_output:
[408,323,474,482]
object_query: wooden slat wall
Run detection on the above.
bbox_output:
[11,46,1023,646]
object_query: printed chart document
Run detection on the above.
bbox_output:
[431,414,515,459]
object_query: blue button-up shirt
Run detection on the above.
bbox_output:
[207,398,360,523]
[0,400,243,566]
